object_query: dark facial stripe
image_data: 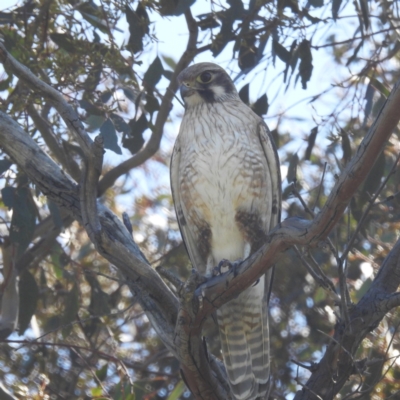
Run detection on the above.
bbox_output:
[213,72,235,94]
[195,71,236,103]
[198,88,216,103]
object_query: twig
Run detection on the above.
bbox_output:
[341,152,400,263]
[291,359,318,372]
[312,28,395,49]
[316,329,355,365]
[97,9,200,195]
[122,211,133,236]
[0,42,93,153]
[378,291,400,313]
[294,246,337,295]
[337,257,351,330]
[312,161,327,211]
[323,236,352,326]
[168,87,185,107]
[70,347,112,399]
[156,265,184,292]
[291,182,315,218]
[294,377,323,400]
[5,339,167,379]
[26,103,81,181]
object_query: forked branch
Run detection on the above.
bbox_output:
[1,37,400,400]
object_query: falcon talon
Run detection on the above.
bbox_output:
[253,278,260,286]
[216,259,231,274]
[231,260,242,278]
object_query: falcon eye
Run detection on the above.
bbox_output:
[198,72,212,83]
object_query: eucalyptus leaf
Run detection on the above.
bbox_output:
[18,270,39,334]
[304,126,318,161]
[1,187,15,209]
[251,93,268,116]
[332,0,342,20]
[273,39,291,64]
[100,118,122,154]
[143,57,164,88]
[0,158,13,175]
[9,184,36,256]
[287,153,299,183]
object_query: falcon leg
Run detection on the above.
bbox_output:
[213,259,242,277]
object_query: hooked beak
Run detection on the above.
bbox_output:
[180,84,195,100]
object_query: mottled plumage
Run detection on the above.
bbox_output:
[170,63,281,400]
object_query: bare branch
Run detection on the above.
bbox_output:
[156,265,184,293]
[26,103,81,181]
[1,26,400,399]
[0,383,18,400]
[293,246,337,295]
[312,161,327,211]
[80,134,104,241]
[0,110,179,355]
[97,9,199,195]
[175,271,229,400]
[341,152,400,263]
[292,237,400,399]
[165,77,400,399]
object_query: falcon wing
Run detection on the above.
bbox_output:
[257,121,282,227]
[170,137,207,274]
[257,121,281,299]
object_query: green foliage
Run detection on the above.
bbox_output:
[0,0,400,398]
[100,118,123,155]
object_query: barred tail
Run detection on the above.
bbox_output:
[217,275,270,400]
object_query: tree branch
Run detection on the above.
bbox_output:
[26,103,81,182]
[0,43,93,154]
[293,237,400,399]
[97,9,199,195]
[175,272,229,400]
[170,77,400,398]
[1,28,400,399]
[0,110,179,355]
[80,134,104,241]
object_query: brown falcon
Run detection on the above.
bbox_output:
[170,63,281,400]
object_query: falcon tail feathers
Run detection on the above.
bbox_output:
[217,279,271,400]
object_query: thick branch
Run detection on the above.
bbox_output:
[293,237,400,399]
[175,272,229,400]
[192,77,400,320]
[0,111,179,354]
[1,24,400,398]
[80,134,104,241]
[174,78,400,398]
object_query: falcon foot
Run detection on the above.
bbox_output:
[213,259,242,277]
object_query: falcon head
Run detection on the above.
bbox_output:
[177,62,238,108]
